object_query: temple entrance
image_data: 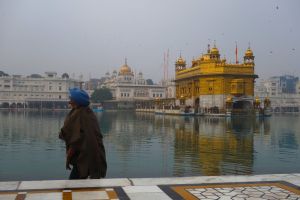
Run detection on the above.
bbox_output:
[232,100,253,115]
[232,100,252,109]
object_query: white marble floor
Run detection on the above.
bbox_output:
[0,174,300,200]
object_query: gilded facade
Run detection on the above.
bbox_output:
[175,44,257,112]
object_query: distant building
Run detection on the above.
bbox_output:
[260,75,299,96]
[255,75,300,112]
[297,81,300,95]
[100,59,169,109]
[84,78,107,90]
[280,75,299,94]
[0,72,81,109]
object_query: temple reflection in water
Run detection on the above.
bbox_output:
[2,111,300,181]
[102,111,274,177]
[151,114,270,176]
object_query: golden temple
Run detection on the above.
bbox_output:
[175,44,258,114]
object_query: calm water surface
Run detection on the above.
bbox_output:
[0,110,300,181]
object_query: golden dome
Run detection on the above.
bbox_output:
[245,48,253,57]
[176,56,186,64]
[120,64,131,73]
[210,47,219,54]
[119,58,132,75]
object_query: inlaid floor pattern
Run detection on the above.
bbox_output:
[160,181,300,200]
[0,187,129,200]
[1,181,300,200]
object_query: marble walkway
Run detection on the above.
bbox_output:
[1,174,300,200]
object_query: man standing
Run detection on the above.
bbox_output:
[59,88,107,179]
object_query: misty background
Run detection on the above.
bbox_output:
[0,0,299,82]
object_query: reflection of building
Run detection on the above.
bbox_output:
[255,75,300,112]
[0,72,80,108]
[103,112,175,177]
[101,59,168,109]
[173,117,254,176]
[175,44,257,112]
[100,112,279,177]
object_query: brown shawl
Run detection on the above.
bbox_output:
[59,107,107,178]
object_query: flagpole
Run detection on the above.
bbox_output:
[235,42,238,64]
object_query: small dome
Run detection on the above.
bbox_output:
[245,48,253,57]
[210,47,219,54]
[119,59,133,75]
[176,56,186,65]
[120,64,131,74]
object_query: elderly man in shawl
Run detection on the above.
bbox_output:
[59,88,107,179]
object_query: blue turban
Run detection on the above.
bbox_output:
[69,88,90,107]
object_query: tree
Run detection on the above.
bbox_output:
[0,71,8,77]
[90,88,113,103]
[146,79,154,85]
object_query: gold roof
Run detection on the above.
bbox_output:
[120,64,131,73]
[245,48,253,57]
[210,47,219,54]
[119,58,133,75]
[176,56,186,64]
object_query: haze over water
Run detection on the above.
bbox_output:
[0,111,300,181]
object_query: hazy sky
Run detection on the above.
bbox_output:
[0,0,299,82]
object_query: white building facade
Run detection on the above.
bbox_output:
[102,60,168,101]
[0,72,81,109]
[255,76,300,112]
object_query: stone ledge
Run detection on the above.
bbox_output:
[129,173,300,186]
[0,181,20,191]
[1,173,300,191]
[0,178,131,191]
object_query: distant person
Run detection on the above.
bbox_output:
[59,88,107,179]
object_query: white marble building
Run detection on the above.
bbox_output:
[101,60,169,101]
[0,72,81,108]
[255,77,300,112]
